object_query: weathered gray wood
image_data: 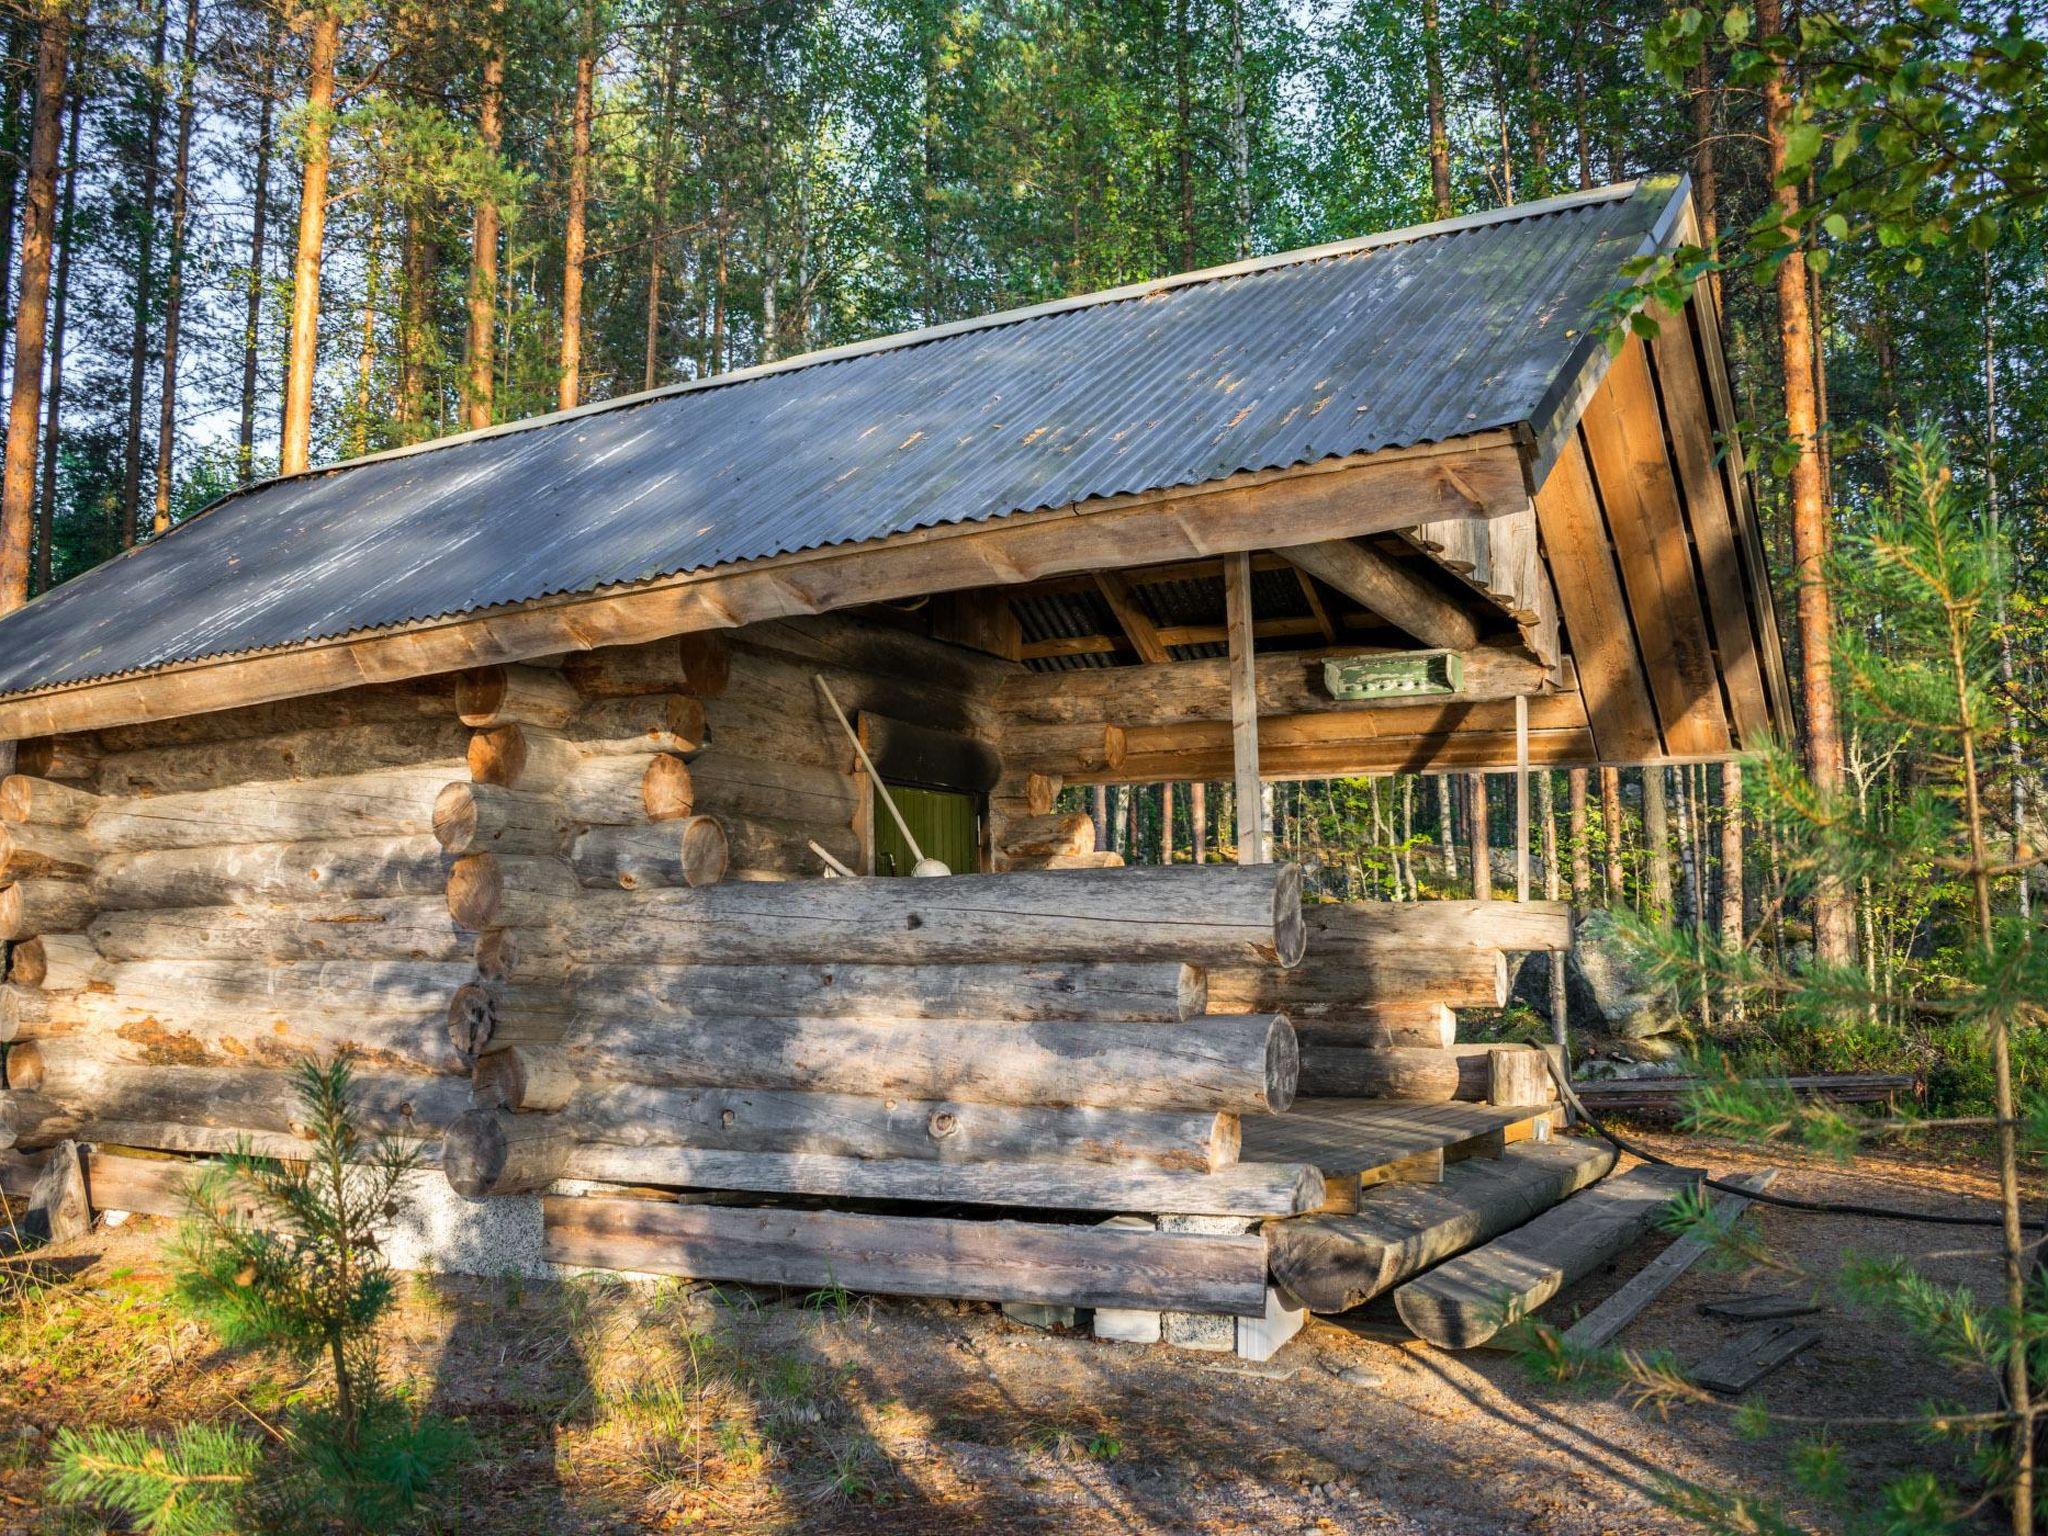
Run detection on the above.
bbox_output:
[476,1011,1297,1113]
[565,693,709,756]
[1211,949,1509,1016]
[569,817,728,890]
[5,933,97,990]
[1562,1170,1779,1350]
[1267,1139,1616,1313]
[561,632,732,698]
[1300,899,1573,954]
[999,813,1096,858]
[84,764,455,852]
[1692,1320,1823,1394]
[1278,539,1482,651]
[0,1091,85,1150]
[445,853,582,928]
[1297,1045,1492,1102]
[467,737,692,824]
[96,720,469,797]
[28,1139,89,1241]
[1394,1163,1701,1349]
[1225,551,1264,864]
[464,961,1205,1056]
[431,781,571,856]
[1290,1003,1455,1050]
[566,1083,1239,1171]
[1699,1292,1822,1323]
[0,982,66,1042]
[1487,1046,1557,1107]
[0,823,96,882]
[456,664,583,728]
[719,816,863,880]
[541,1195,1272,1315]
[93,835,453,910]
[91,897,471,962]
[0,775,100,826]
[20,1060,471,1140]
[446,1109,1318,1214]
[91,679,454,753]
[682,749,862,827]
[0,879,97,941]
[508,865,1304,967]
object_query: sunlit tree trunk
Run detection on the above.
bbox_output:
[1436,773,1458,881]
[1423,0,1450,218]
[1568,767,1591,904]
[1757,0,1853,967]
[280,8,341,477]
[463,0,504,431]
[1642,766,1672,920]
[0,3,66,613]
[238,21,276,483]
[395,203,430,438]
[1600,764,1625,904]
[1159,783,1174,865]
[1190,781,1207,863]
[1540,769,1560,901]
[121,0,169,544]
[350,200,383,455]
[1468,773,1491,900]
[559,34,592,410]
[32,64,78,596]
[150,0,199,535]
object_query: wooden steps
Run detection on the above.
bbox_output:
[1266,1139,1616,1314]
[1241,1096,1564,1210]
[1393,1163,1701,1349]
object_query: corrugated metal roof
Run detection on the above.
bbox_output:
[0,178,1684,702]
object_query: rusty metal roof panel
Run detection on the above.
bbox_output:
[0,179,1684,701]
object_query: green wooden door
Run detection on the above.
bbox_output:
[873,785,980,876]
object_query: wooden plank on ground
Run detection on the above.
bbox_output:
[542,1195,1272,1315]
[1530,435,1662,761]
[1267,1138,1617,1314]
[1240,1098,1557,1179]
[1701,1292,1822,1323]
[1693,1320,1822,1394]
[1576,339,1730,758]
[1393,1163,1701,1349]
[1562,1169,1778,1349]
[82,1149,199,1219]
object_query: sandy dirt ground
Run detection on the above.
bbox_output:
[0,1126,2020,1534]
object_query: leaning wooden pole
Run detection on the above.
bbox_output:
[1225,552,1264,865]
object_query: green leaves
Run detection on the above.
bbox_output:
[47,1423,259,1536]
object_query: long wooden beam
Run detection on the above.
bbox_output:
[1091,572,1172,663]
[1278,541,1482,651]
[0,433,1528,740]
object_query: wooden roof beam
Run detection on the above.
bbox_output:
[1277,541,1481,652]
[1092,572,1172,664]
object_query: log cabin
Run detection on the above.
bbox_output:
[0,176,1787,1353]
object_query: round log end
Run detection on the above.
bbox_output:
[677,633,732,697]
[447,982,496,1060]
[3,1039,45,1091]
[6,936,47,989]
[1176,963,1209,1022]
[642,755,696,822]
[455,666,511,727]
[1272,863,1306,968]
[1103,725,1128,772]
[447,854,506,931]
[678,815,728,887]
[471,1049,523,1111]
[1211,1111,1242,1172]
[0,884,25,944]
[1263,1016,1299,1115]
[442,1108,512,1197]
[665,694,709,754]
[0,775,31,823]
[433,781,481,853]
[473,928,520,982]
[467,724,528,787]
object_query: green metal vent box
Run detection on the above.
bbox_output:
[1322,650,1465,701]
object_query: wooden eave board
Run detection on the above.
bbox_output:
[1240,1098,1553,1179]
[1576,338,1731,758]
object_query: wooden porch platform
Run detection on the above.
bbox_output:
[1244,1096,1565,1211]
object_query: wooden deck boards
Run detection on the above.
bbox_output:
[1241,1097,1558,1179]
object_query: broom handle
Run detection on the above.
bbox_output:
[814,675,927,864]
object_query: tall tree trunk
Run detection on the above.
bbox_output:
[349,200,383,454]
[1982,250,2027,917]
[1674,764,1699,927]
[1600,764,1625,904]
[1436,773,1458,880]
[1422,0,1451,218]
[641,47,675,391]
[1159,783,1174,865]
[1468,772,1492,900]
[395,203,429,438]
[1689,55,1720,307]
[1540,768,1560,901]
[1719,762,1744,948]
[238,21,276,484]
[0,16,33,384]
[0,1,66,614]
[121,0,169,545]
[1757,0,1853,966]
[558,34,592,410]
[1524,34,1547,188]
[32,63,79,596]
[1568,766,1591,904]
[1570,28,1592,190]
[1642,766,1672,920]
[1090,784,1107,851]
[1190,781,1207,863]
[1227,0,1249,257]
[1173,0,1194,270]
[151,0,200,536]
[463,1,504,431]
[280,8,340,478]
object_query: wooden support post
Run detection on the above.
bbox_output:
[1190,782,1207,864]
[1515,694,1530,903]
[1160,783,1174,866]
[1468,773,1491,901]
[1225,553,1264,865]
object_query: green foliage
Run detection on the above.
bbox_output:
[47,1423,260,1536]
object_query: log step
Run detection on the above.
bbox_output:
[1393,1163,1702,1349]
[541,1195,1272,1316]
[1265,1138,1617,1314]
[1240,1097,1564,1189]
